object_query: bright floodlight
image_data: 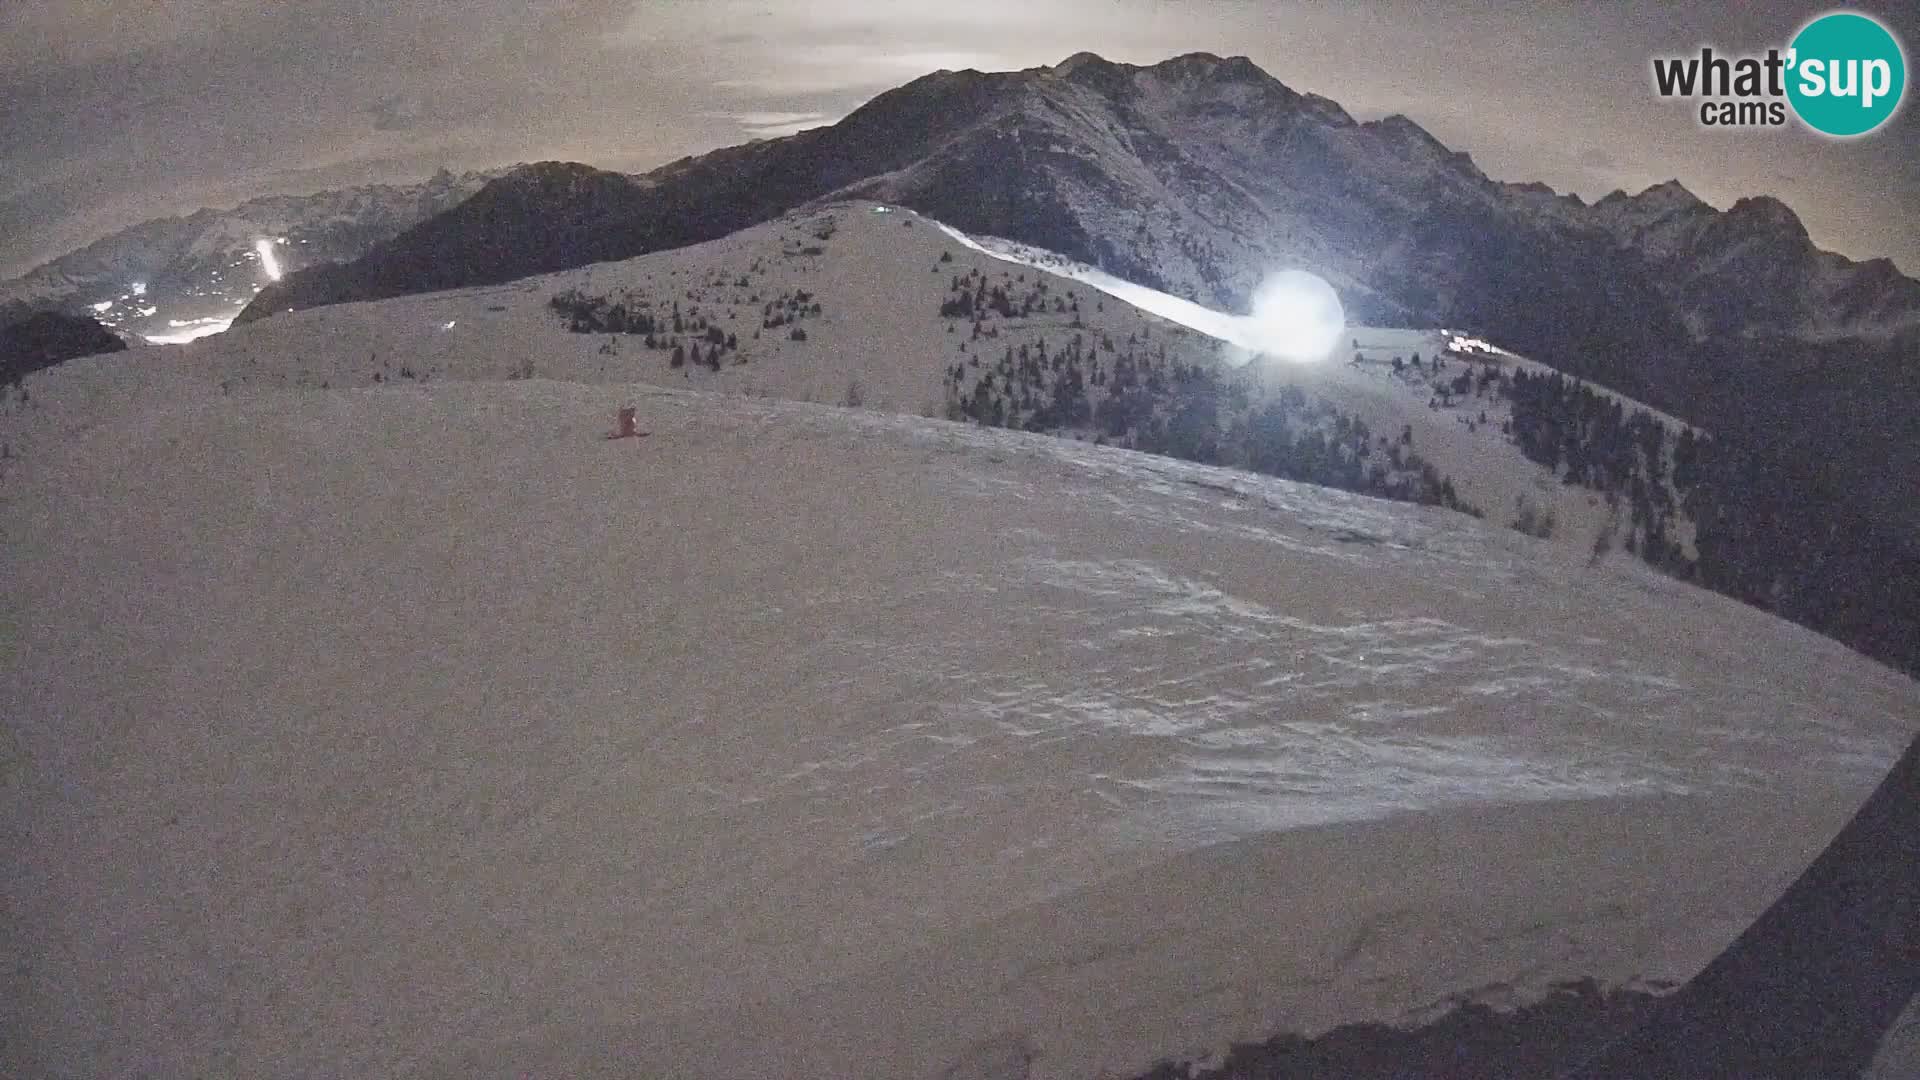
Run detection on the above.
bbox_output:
[1246,270,1345,363]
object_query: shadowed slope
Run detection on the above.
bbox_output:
[1561,731,1920,1078]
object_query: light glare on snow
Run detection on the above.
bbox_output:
[933,218,1343,367]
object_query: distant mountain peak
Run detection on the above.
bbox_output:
[1052,51,1116,76]
[505,161,613,184]
[1049,50,1281,93]
[1048,50,1134,94]
[1364,113,1479,173]
[0,167,499,338]
[1636,179,1707,208]
[229,53,1919,348]
[1371,113,1451,149]
[1725,194,1808,238]
[1593,179,1705,213]
[1156,51,1263,74]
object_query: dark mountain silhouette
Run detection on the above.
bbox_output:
[1,311,125,385]
[1130,731,1920,1078]
[1562,730,1920,1078]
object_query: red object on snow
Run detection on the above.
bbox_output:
[607,406,648,440]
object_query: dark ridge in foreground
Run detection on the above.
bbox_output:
[1,311,124,385]
[1143,731,1920,1079]
[1135,979,1659,1079]
[1563,732,1920,1078]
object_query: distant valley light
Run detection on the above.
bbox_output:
[255,239,283,282]
[1445,332,1504,357]
[144,315,235,345]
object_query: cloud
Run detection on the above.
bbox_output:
[718,111,841,139]
[1,0,1915,278]
[1578,146,1620,170]
[367,95,424,132]
[709,44,1030,95]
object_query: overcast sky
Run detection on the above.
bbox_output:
[3,0,1917,278]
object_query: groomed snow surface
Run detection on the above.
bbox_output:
[3,205,1918,1077]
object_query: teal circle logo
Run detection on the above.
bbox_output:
[1786,11,1907,137]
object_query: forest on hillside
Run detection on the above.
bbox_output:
[1495,366,1920,678]
[933,268,1482,517]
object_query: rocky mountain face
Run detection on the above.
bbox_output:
[1517,179,1920,343]
[240,54,1918,351]
[0,169,499,339]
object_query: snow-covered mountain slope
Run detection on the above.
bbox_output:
[940,219,1702,558]
[2,340,1915,1077]
[150,201,1697,564]
[0,168,499,342]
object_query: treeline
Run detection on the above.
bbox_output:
[548,285,825,372]
[938,270,1088,322]
[1684,435,1920,677]
[1500,369,1689,571]
[1497,365,1920,676]
[933,268,1475,513]
[941,322,1478,517]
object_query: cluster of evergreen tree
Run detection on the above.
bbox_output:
[548,288,743,372]
[760,289,822,336]
[1680,432,1920,677]
[941,321,1478,517]
[1499,368,1688,570]
[938,267,1086,323]
[1495,362,1920,676]
[779,213,838,257]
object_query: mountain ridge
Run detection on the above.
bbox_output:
[220,52,1920,541]
[236,52,1920,350]
[0,168,502,339]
